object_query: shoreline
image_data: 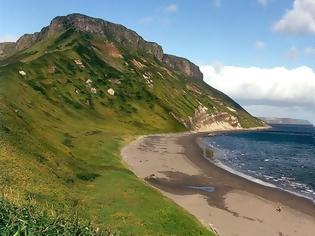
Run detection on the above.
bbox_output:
[198,133,315,204]
[122,131,315,236]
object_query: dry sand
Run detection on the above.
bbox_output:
[121,132,315,236]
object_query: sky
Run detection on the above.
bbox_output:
[0,0,314,123]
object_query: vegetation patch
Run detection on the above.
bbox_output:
[76,172,100,181]
[205,148,214,159]
[0,198,110,236]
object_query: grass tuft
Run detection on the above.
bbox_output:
[0,197,112,236]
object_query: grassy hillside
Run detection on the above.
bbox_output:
[0,18,262,235]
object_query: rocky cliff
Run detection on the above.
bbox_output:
[49,14,164,61]
[163,54,203,80]
[0,42,16,59]
[0,13,202,80]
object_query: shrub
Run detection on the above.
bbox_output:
[76,172,100,181]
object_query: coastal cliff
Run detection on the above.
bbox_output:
[163,54,203,80]
[0,13,202,80]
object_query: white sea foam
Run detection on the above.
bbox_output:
[214,157,315,203]
[213,159,277,188]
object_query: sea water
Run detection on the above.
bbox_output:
[203,124,315,202]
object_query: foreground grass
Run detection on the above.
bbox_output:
[0,78,213,235]
[0,198,109,235]
[0,131,213,235]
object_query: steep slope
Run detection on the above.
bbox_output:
[0,13,263,234]
[0,42,16,59]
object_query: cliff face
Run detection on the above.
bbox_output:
[16,33,39,50]
[0,42,16,58]
[0,14,202,80]
[163,54,203,80]
[185,105,241,131]
[49,14,165,61]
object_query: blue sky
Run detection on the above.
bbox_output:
[0,0,314,123]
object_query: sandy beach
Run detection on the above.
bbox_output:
[122,132,315,236]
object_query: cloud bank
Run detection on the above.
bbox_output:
[200,65,315,122]
[274,0,315,35]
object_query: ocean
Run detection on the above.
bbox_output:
[203,124,315,202]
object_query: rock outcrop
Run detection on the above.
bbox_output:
[49,14,165,61]
[0,42,16,58]
[16,33,40,51]
[185,105,241,131]
[163,54,203,80]
[0,13,203,80]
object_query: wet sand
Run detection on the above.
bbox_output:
[121,132,315,236]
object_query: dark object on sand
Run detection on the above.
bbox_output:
[149,174,156,179]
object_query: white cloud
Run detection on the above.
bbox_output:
[274,0,315,35]
[165,4,178,13]
[258,0,269,6]
[0,35,19,43]
[254,41,266,49]
[200,65,315,122]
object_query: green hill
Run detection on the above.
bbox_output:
[0,13,263,235]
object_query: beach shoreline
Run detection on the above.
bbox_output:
[122,131,315,236]
[197,132,315,204]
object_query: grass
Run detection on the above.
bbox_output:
[0,29,263,235]
[205,148,214,159]
[0,198,109,235]
[0,72,211,234]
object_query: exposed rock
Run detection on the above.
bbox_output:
[19,70,26,76]
[85,79,92,84]
[91,87,97,94]
[186,84,202,94]
[85,79,92,88]
[107,88,115,96]
[48,66,56,74]
[16,33,39,51]
[109,79,121,85]
[170,112,187,127]
[74,59,85,68]
[92,41,123,58]
[142,73,154,88]
[162,54,203,80]
[185,105,241,131]
[131,59,145,69]
[0,42,16,58]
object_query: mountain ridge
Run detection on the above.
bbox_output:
[0,13,203,80]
